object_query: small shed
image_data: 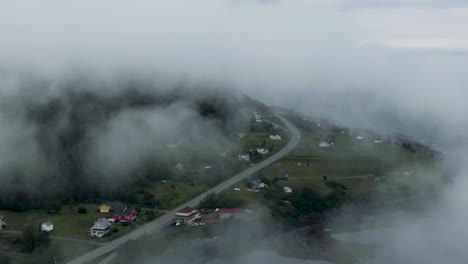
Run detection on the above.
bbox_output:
[97,204,113,213]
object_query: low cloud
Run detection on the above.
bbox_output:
[1,1,468,263]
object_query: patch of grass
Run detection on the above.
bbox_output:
[145,180,208,210]
[241,132,268,150]
[51,239,99,262]
[1,203,148,240]
[258,131,433,196]
[3,204,106,239]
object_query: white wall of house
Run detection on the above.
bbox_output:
[41,223,53,232]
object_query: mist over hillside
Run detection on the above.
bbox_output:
[1,1,468,264]
[0,72,260,210]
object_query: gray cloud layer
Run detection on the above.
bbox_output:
[1,1,468,263]
[2,0,467,144]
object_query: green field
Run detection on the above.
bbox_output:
[240,132,287,152]
[1,203,138,240]
[145,180,208,210]
[258,130,434,196]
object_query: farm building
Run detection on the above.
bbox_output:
[112,207,137,222]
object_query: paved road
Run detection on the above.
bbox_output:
[65,114,301,264]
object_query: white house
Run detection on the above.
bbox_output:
[318,142,331,148]
[41,221,53,232]
[90,218,112,238]
[356,136,364,140]
[0,212,6,230]
[238,154,250,161]
[269,135,282,140]
[374,139,383,144]
[256,148,269,155]
[283,187,293,193]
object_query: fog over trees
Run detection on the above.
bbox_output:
[1,1,468,264]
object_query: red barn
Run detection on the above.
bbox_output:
[112,207,137,222]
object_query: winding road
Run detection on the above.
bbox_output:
[65,114,301,264]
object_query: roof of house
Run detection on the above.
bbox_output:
[177,207,196,214]
[92,219,111,229]
[216,208,243,214]
[113,207,135,216]
[42,221,53,226]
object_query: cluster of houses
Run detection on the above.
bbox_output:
[238,148,271,161]
[252,112,263,122]
[34,205,140,238]
[236,132,283,163]
[28,204,142,239]
[89,205,138,238]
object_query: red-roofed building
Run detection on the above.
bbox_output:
[112,207,137,223]
[174,207,201,226]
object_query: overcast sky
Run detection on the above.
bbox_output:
[1,0,467,142]
[2,2,468,263]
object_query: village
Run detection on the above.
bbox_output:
[0,116,286,243]
[0,110,441,264]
